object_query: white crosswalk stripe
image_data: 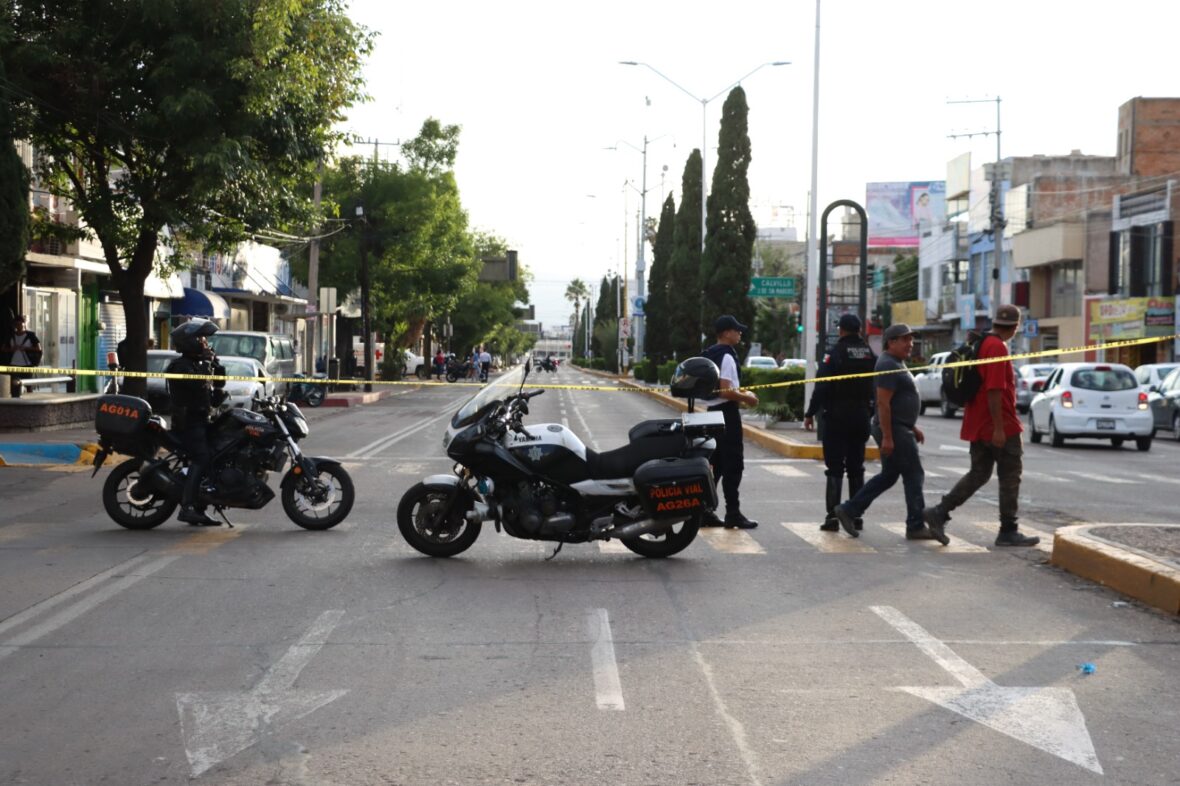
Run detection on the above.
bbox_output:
[697,528,766,554]
[879,523,990,553]
[760,464,808,479]
[780,522,878,553]
[1065,470,1140,485]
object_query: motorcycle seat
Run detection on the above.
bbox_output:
[586,433,684,480]
[628,419,680,442]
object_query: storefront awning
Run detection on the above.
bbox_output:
[172,287,231,320]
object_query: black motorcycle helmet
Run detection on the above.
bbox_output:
[669,357,720,399]
[170,318,218,357]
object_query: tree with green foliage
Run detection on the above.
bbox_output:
[1,0,371,392]
[446,232,533,360]
[700,87,757,350]
[667,150,703,358]
[564,278,590,357]
[0,55,30,296]
[643,194,676,363]
[299,122,477,354]
[590,274,618,360]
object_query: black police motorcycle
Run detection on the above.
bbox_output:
[92,390,354,530]
[395,357,724,558]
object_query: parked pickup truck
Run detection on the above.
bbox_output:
[914,351,960,418]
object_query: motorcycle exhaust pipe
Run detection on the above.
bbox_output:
[608,518,665,539]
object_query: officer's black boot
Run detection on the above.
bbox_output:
[178,463,219,526]
[847,471,865,530]
[820,476,842,531]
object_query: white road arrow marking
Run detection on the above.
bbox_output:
[871,605,1102,774]
[176,610,348,777]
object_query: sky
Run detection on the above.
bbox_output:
[337,0,1180,330]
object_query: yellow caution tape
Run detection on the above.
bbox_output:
[1,333,1175,393]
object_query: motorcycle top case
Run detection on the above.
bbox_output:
[95,394,153,455]
[634,456,717,519]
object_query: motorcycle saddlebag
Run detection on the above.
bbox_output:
[95,394,153,455]
[634,456,717,519]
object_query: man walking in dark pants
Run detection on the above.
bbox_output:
[923,305,1040,547]
[834,324,946,543]
[699,315,760,529]
[804,313,876,532]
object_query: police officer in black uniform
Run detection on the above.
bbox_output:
[167,319,227,526]
[804,313,876,531]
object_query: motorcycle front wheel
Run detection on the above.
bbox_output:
[102,459,178,529]
[397,482,481,557]
[620,514,700,558]
[281,463,354,530]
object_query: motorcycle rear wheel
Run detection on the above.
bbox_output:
[282,463,354,530]
[306,386,326,407]
[102,459,178,529]
[397,482,481,557]
[620,514,701,558]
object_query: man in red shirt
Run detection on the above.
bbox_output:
[922,304,1040,547]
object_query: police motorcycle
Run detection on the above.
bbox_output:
[395,356,725,558]
[91,375,354,531]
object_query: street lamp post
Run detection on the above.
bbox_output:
[619,61,790,255]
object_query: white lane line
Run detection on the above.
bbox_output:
[939,444,970,453]
[691,645,764,786]
[935,465,967,476]
[780,522,877,553]
[1022,471,1070,483]
[0,552,157,638]
[347,403,461,459]
[760,464,808,479]
[697,528,765,554]
[587,608,624,711]
[562,417,569,429]
[880,523,989,553]
[1133,472,1180,486]
[570,393,600,451]
[0,555,180,664]
[871,605,990,688]
[966,521,1053,554]
[1065,470,1140,485]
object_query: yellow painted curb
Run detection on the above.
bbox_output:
[1052,524,1180,615]
[76,442,100,465]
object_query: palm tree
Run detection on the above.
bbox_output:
[564,278,590,357]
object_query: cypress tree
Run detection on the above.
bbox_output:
[643,193,676,362]
[667,150,703,358]
[700,87,756,348]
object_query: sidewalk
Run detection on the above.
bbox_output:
[583,367,1180,616]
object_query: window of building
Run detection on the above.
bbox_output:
[1049,261,1081,318]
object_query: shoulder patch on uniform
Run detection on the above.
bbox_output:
[822,354,831,363]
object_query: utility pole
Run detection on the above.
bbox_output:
[356,203,372,393]
[306,162,323,374]
[948,96,1004,320]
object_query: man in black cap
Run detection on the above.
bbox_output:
[699,315,760,529]
[804,313,876,531]
[834,323,946,544]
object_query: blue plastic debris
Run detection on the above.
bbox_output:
[1077,662,1096,675]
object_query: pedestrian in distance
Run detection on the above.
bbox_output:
[804,313,876,532]
[699,314,760,529]
[433,348,446,381]
[834,324,947,544]
[478,346,492,382]
[0,314,43,398]
[922,305,1040,547]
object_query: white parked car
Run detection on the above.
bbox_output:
[216,356,273,410]
[779,358,807,370]
[1028,362,1153,451]
[914,351,955,417]
[744,356,779,370]
[1134,362,1180,393]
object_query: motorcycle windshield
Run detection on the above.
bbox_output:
[451,365,526,429]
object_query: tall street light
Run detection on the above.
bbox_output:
[619,61,790,256]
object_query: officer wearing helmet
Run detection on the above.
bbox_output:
[166,319,227,526]
[804,313,876,532]
[697,315,760,529]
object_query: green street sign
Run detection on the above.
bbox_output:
[749,276,797,298]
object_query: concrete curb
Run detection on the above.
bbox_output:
[321,385,420,407]
[578,368,878,461]
[1052,524,1180,615]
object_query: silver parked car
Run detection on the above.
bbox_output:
[1015,363,1055,413]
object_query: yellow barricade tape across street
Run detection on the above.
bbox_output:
[0,333,1176,393]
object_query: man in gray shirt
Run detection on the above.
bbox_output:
[834,324,947,544]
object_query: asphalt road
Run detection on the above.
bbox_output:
[0,370,1178,785]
